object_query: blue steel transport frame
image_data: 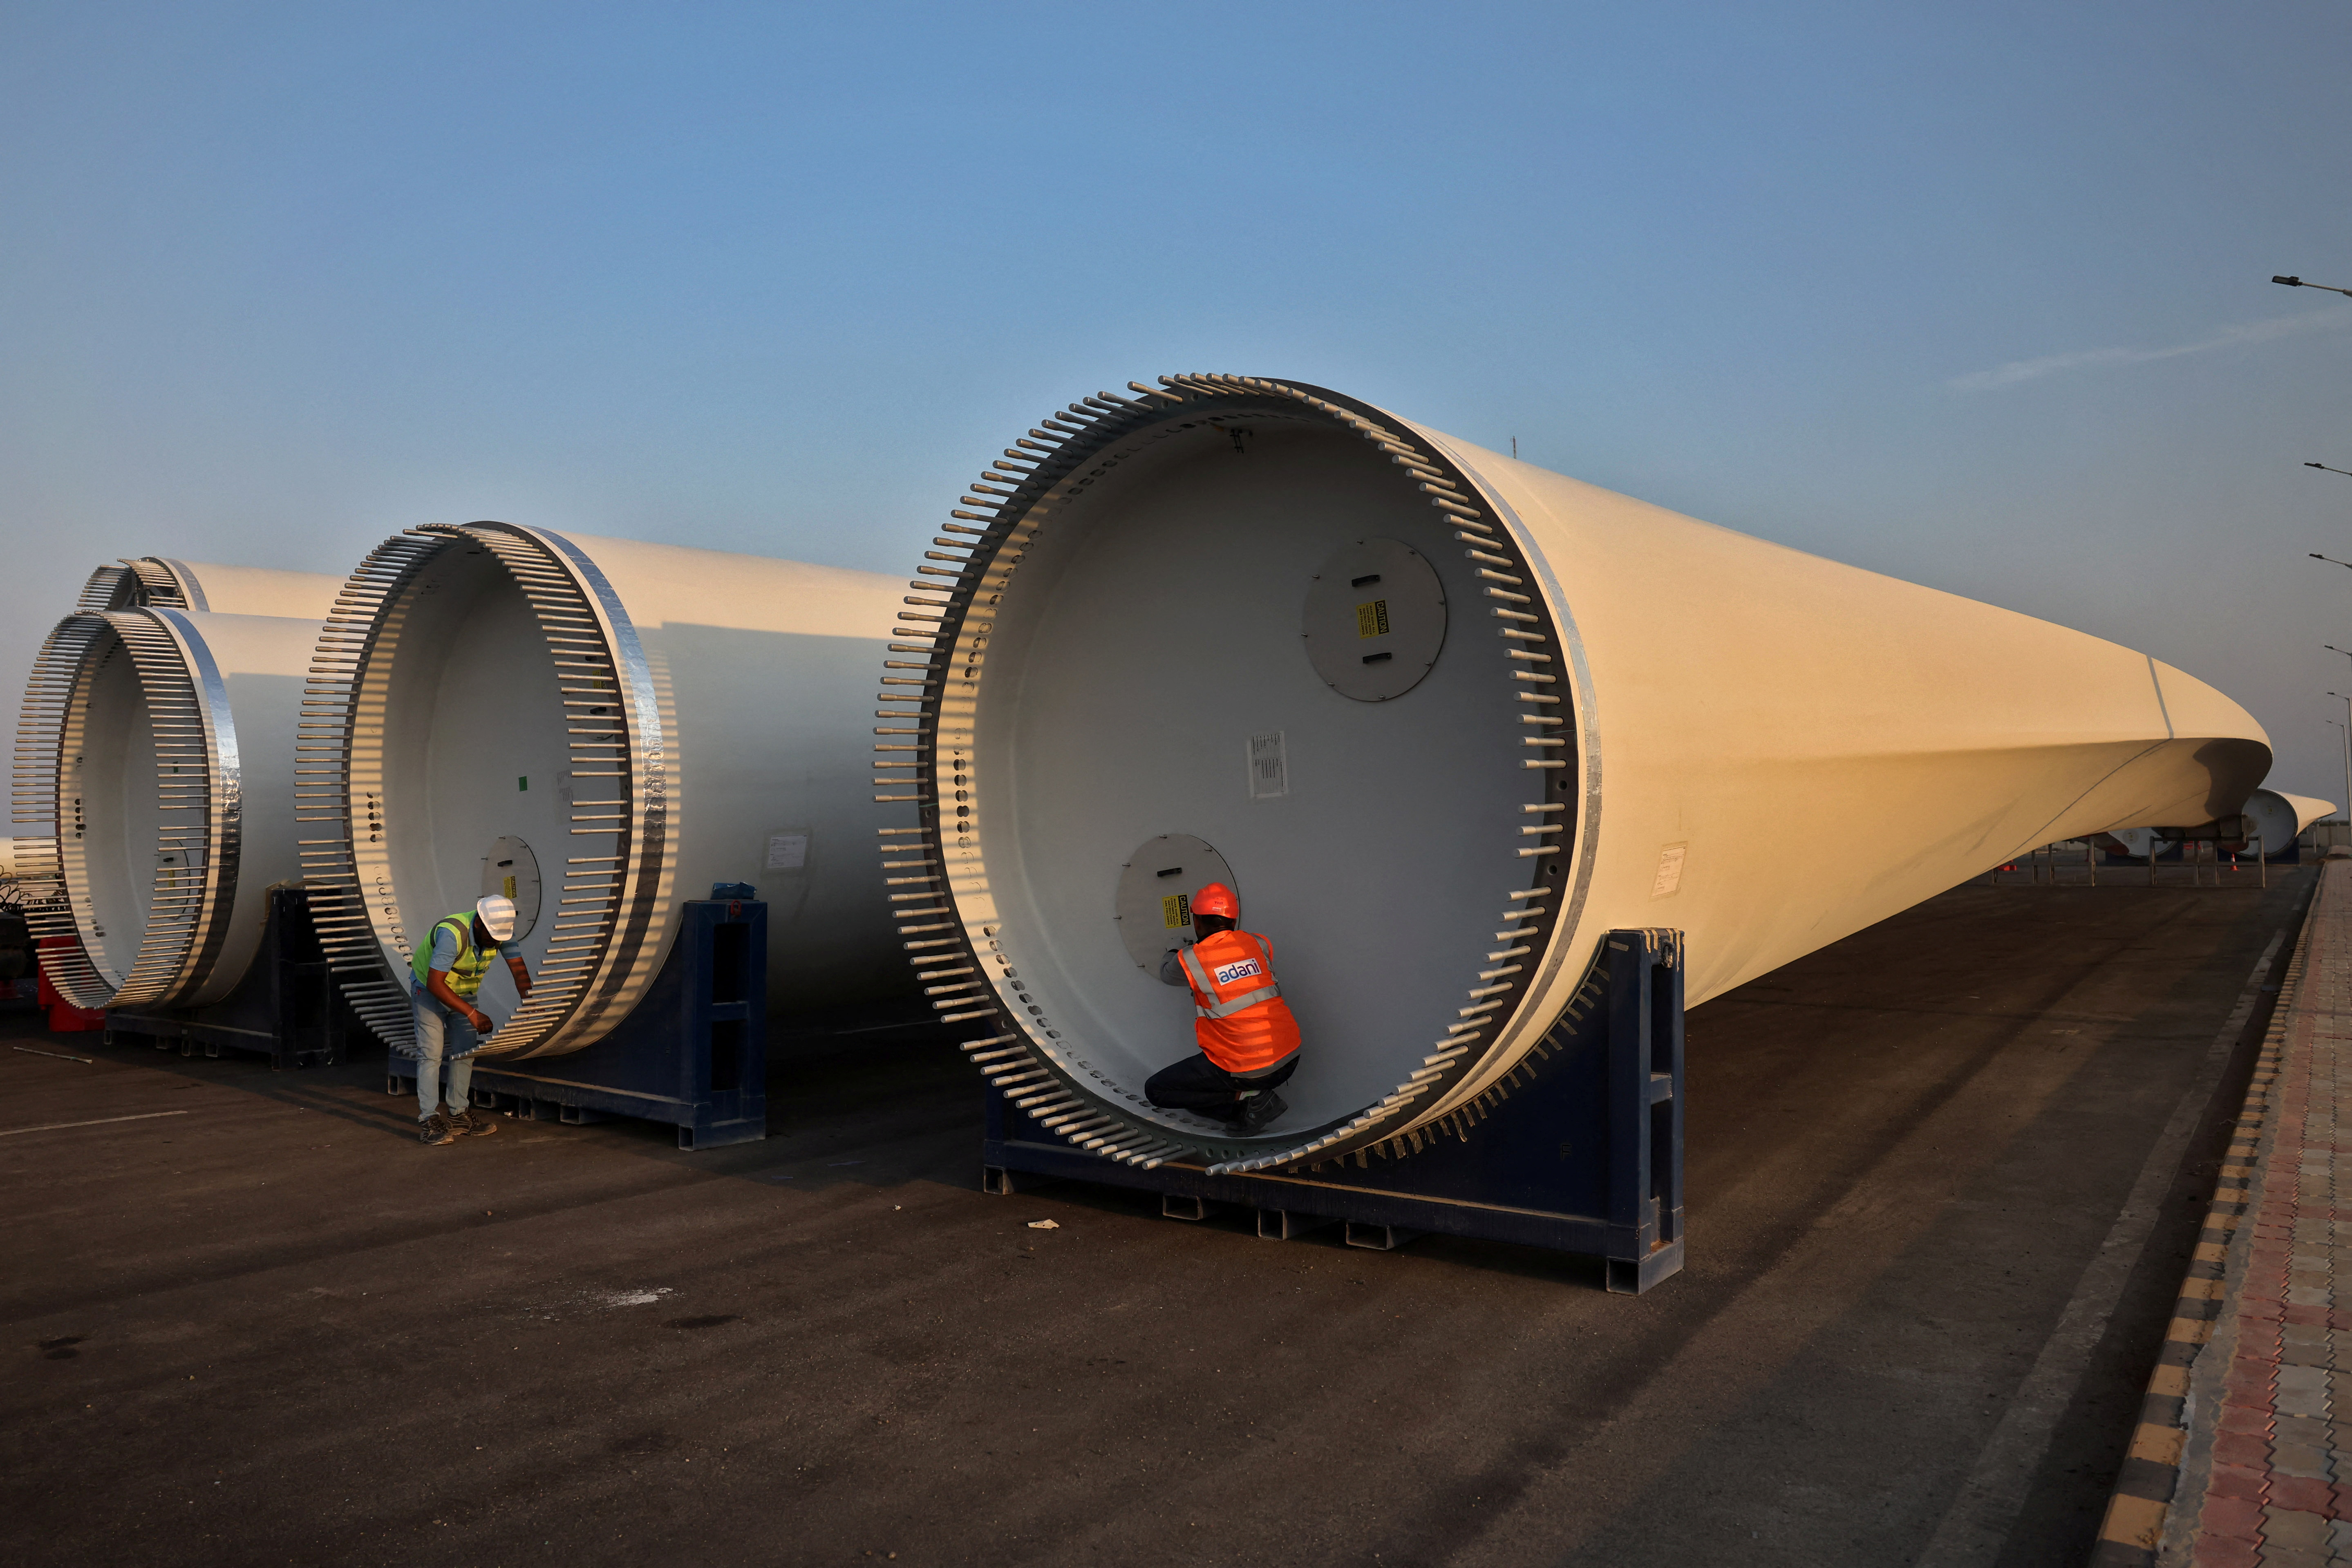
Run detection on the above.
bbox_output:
[103,886,344,1069]
[984,927,1687,1294]
[388,896,768,1151]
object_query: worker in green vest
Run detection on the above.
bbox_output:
[409,894,532,1145]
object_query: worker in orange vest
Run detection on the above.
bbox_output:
[1150,881,1300,1132]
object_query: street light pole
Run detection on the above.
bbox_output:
[2332,721,2352,838]
[2309,462,2352,479]
[2330,696,2352,825]
[2275,275,2352,299]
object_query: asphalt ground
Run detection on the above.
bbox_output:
[0,867,2311,1568]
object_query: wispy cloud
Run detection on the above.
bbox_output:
[1947,307,2352,392]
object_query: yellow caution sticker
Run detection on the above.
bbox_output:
[1161,892,1192,930]
[1355,598,1391,639]
[504,875,517,901]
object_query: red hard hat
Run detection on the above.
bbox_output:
[1192,882,1238,919]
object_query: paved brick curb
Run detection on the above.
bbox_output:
[2092,858,2349,1566]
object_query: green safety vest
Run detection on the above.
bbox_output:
[410,914,500,999]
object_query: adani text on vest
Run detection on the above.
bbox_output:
[409,894,533,1147]
[1150,881,1300,1133]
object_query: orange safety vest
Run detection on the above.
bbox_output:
[1177,929,1301,1076]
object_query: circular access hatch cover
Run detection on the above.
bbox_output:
[1112,834,1239,971]
[479,835,542,942]
[1301,538,1447,701]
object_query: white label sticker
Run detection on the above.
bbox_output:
[766,832,809,871]
[1248,732,1287,800]
[1651,843,1687,899]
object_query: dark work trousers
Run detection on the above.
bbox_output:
[1145,1051,1298,1119]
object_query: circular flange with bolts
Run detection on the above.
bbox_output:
[298,521,915,1063]
[875,374,1585,1176]
[13,606,322,1012]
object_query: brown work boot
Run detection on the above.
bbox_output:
[445,1106,499,1137]
[418,1112,457,1146]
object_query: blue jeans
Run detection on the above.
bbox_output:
[412,989,482,1122]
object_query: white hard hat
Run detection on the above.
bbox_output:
[475,894,517,942]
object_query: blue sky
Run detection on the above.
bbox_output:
[6,1,2352,812]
